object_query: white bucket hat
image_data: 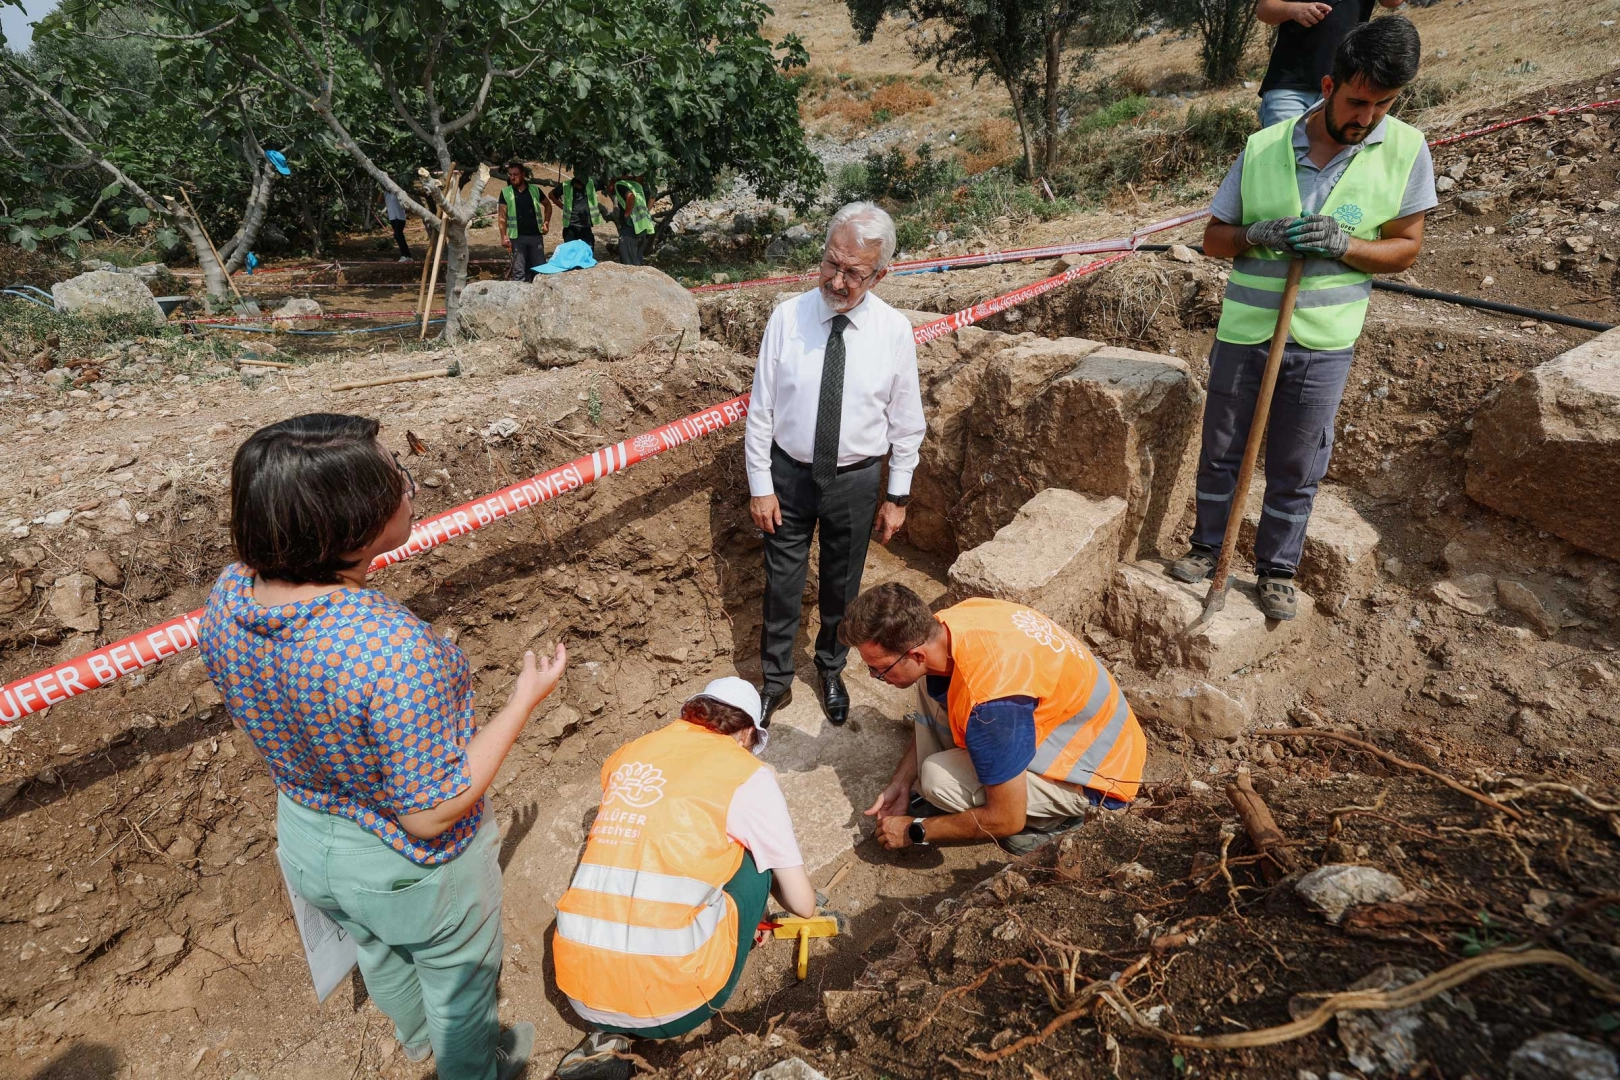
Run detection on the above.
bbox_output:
[685,676,769,755]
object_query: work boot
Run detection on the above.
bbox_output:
[496,1022,537,1080]
[556,1031,633,1080]
[1002,816,1085,856]
[1258,575,1298,621]
[1168,548,1216,584]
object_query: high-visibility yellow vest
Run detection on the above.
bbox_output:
[1216,114,1426,351]
[561,178,604,227]
[553,721,762,1022]
[937,599,1144,801]
[500,183,546,239]
[614,180,655,235]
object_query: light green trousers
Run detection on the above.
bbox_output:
[275,793,503,1080]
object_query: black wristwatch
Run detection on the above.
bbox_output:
[907,818,928,845]
[884,493,911,507]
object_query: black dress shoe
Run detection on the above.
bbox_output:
[759,686,792,729]
[819,669,850,726]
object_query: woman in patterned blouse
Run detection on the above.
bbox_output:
[200,413,564,1080]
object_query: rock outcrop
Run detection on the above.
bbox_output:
[954,338,1204,558]
[458,280,530,340]
[1104,562,1313,676]
[271,297,322,331]
[1467,329,1620,560]
[51,270,165,326]
[947,488,1127,631]
[518,262,703,365]
[520,263,700,364]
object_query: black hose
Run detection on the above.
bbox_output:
[1134,244,1614,332]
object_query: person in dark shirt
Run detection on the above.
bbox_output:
[549,171,605,250]
[496,162,552,283]
[1256,0,1405,127]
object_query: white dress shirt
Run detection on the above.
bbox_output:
[745,288,925,499]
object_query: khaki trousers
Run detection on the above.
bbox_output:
[912,685,1097,827]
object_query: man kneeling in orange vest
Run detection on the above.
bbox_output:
[552,677,817,1080]
[843,583,1146,855]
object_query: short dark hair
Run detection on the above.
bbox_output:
[839,582,938,654]
[230,413,403,585]
[681,696,755,737]
[1331,16,1421,91]
[505,161,529,175]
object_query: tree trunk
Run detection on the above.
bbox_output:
[218,161,277,272]
[1040,22,1069,179]
[1005,79,1036,180]
[168,205,231,306]
[440,216,470,342]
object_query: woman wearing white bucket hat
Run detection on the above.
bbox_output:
[552,677,816,1079]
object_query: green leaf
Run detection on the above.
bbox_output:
[99,181,123,201]
[127,207,151,226]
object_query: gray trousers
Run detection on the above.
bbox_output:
[759,444,881,693]
[1190,338,1354,576]
[508,235,546,282]
[616,227,645,266]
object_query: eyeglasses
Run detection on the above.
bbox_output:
[868,642,922,681]
[391,451,417,500]
[821,258,880,288]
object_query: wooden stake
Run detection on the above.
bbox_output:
[419,166,457,339]
[330,361,460,392]
[178,189,247,307]
[1224,764,1298,882]
[237,358,295,370]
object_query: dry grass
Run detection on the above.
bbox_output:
[869,80,935,116]
[959,118,1021,174]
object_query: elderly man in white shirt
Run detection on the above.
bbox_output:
[745,202,926,730]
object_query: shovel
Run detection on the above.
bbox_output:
[1196,255,1305,625]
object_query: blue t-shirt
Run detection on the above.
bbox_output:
[199,564,478,865]
[926,674,1038,787]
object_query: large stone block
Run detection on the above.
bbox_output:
[1466,329,1620,560]
[1103,562,1312,676]
[955,339,1204,559]
[948,488,1127,631]
[51,270,164,326]
[1239,481,1380,614]
[519,262,699,364]
[458,280,530,340]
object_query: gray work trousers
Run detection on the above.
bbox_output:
[508,235,546,282]
[1190,338,1355,576]
[616,227,645,266]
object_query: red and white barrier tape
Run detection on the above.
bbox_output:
[0,394,753,724]
[0,247,1138,724]
[1427,95,1620,148]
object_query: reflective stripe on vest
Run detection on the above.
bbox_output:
[501,184,546,240]
[1215,113,1426,351]
[562,178,604,226]
[615,180,655,235]
[938,599,1145,801]
[552,721,760,1021]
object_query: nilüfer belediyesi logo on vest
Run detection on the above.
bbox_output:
[1332,204,1364,228]
[606,762,666,808]
[1010,608,1082,657]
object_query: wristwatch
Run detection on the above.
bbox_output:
[884,493,911,507]
[907,818,928,845]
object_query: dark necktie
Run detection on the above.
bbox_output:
[812,314,851,490]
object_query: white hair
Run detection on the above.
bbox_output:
[825,201,897,270]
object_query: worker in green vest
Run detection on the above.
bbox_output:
[549,171,606,250]
[609,174,656,266]
[497,162,553,282]
[1169,16,1436,621]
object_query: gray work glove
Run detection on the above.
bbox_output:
[1242,217,1295,252]
[1286,213,1352,258]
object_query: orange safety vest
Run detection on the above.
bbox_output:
[553,721,763,1022]
[937,599,1145,801]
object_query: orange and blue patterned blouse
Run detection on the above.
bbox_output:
[199,563,479,865]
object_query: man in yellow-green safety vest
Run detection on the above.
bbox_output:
[497,162,553,282]
[549,171,606,251]
[609,174,656,266]
[1169,16,1436,621]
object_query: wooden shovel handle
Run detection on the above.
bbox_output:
[1205,256,1305,600]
